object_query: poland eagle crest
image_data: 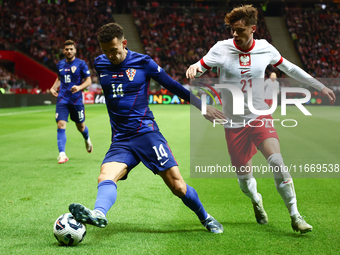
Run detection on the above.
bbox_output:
[239,54,251,66]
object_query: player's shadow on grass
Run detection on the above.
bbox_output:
[219,221,312,238]
[89,222,216,235]
[249,222,313,238]
[87,221,312,238]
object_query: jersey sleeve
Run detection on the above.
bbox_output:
[56,62,61,78]
[80,61,91,78]
[144,56,201,109]
[268,44,283,67]
[94,56,100,75]
[277,58,325,91]
[194,41,223,77]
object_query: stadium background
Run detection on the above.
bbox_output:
[0,1,340,254]
[0,0,339,107]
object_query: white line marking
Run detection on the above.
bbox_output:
[0,109,52,116]
[0,104,102,116]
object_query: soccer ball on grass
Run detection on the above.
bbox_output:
[53,213,86,246]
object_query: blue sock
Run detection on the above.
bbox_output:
[81,125,89,140]
[57,129,66,153]
[181,184,208,221]
[94,180,117,216]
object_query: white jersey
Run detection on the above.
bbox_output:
[196,39,283,128]
[264,78,280,100]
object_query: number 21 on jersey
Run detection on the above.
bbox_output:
[241,79,252,93]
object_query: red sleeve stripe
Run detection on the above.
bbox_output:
[200,58,211,70]
[273,56,283,67]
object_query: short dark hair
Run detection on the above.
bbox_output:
[97,23,124,43]
[64,40,76,48]
[224,5,258,26]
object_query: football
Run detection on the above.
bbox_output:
[53,213,86,246]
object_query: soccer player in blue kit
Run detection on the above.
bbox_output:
[69,23,224,233]
[50,40,93,164]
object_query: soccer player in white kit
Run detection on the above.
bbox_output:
[264,72,279,107]
[186,5,336,234]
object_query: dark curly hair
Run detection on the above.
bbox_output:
[97,23,124,43]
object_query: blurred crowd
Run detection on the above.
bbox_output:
[133,2,273,85]
[285,7,340,79]
[0,66,16,93]
[1,0,339,94]
[0,0,114,81]
[0,66,42,94]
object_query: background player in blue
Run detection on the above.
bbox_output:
[69,23,224,233]
[50,40,93,164]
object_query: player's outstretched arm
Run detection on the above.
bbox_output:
[148,57,224,122]
[153,70,225,123]
[277,58,336,105]
[321,87,336,105]
[50,77,60,97]
[186,64,203,80]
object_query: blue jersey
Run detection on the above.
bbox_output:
[94,49,199,142]
[56,58,90,105]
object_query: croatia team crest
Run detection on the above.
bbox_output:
[71,66,77,73]
[239,54,251,66]
[126,68,136,81]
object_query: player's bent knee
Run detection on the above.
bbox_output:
[98,173,110,183]
[98,172,125,184]
[98,162,128,183]
[267,153,284,167]
[57,121,66,129]
[159,166,187,196]
[76,122,85,132]
[170,181,187,197]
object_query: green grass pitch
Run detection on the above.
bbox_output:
[0,104,339,255]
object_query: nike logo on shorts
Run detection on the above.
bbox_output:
[160,159,169,166]
[100,74,108,78]
[269,130,276,133]
[241,70,250,74]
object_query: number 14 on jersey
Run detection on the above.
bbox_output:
[112,83,124,98]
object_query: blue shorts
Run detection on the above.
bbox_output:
[56,103,85,123]
[102,131,178,180]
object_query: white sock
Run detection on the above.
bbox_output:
[237,172,260,203]
[94,210,105,217]
[59,152,66,156]
[267,153,299,216]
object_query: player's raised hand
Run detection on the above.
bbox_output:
[204,105,226,123]
[186,65,203,80]
[321,87,336,105]
[50,88,58,97]
[70,85,80,94]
